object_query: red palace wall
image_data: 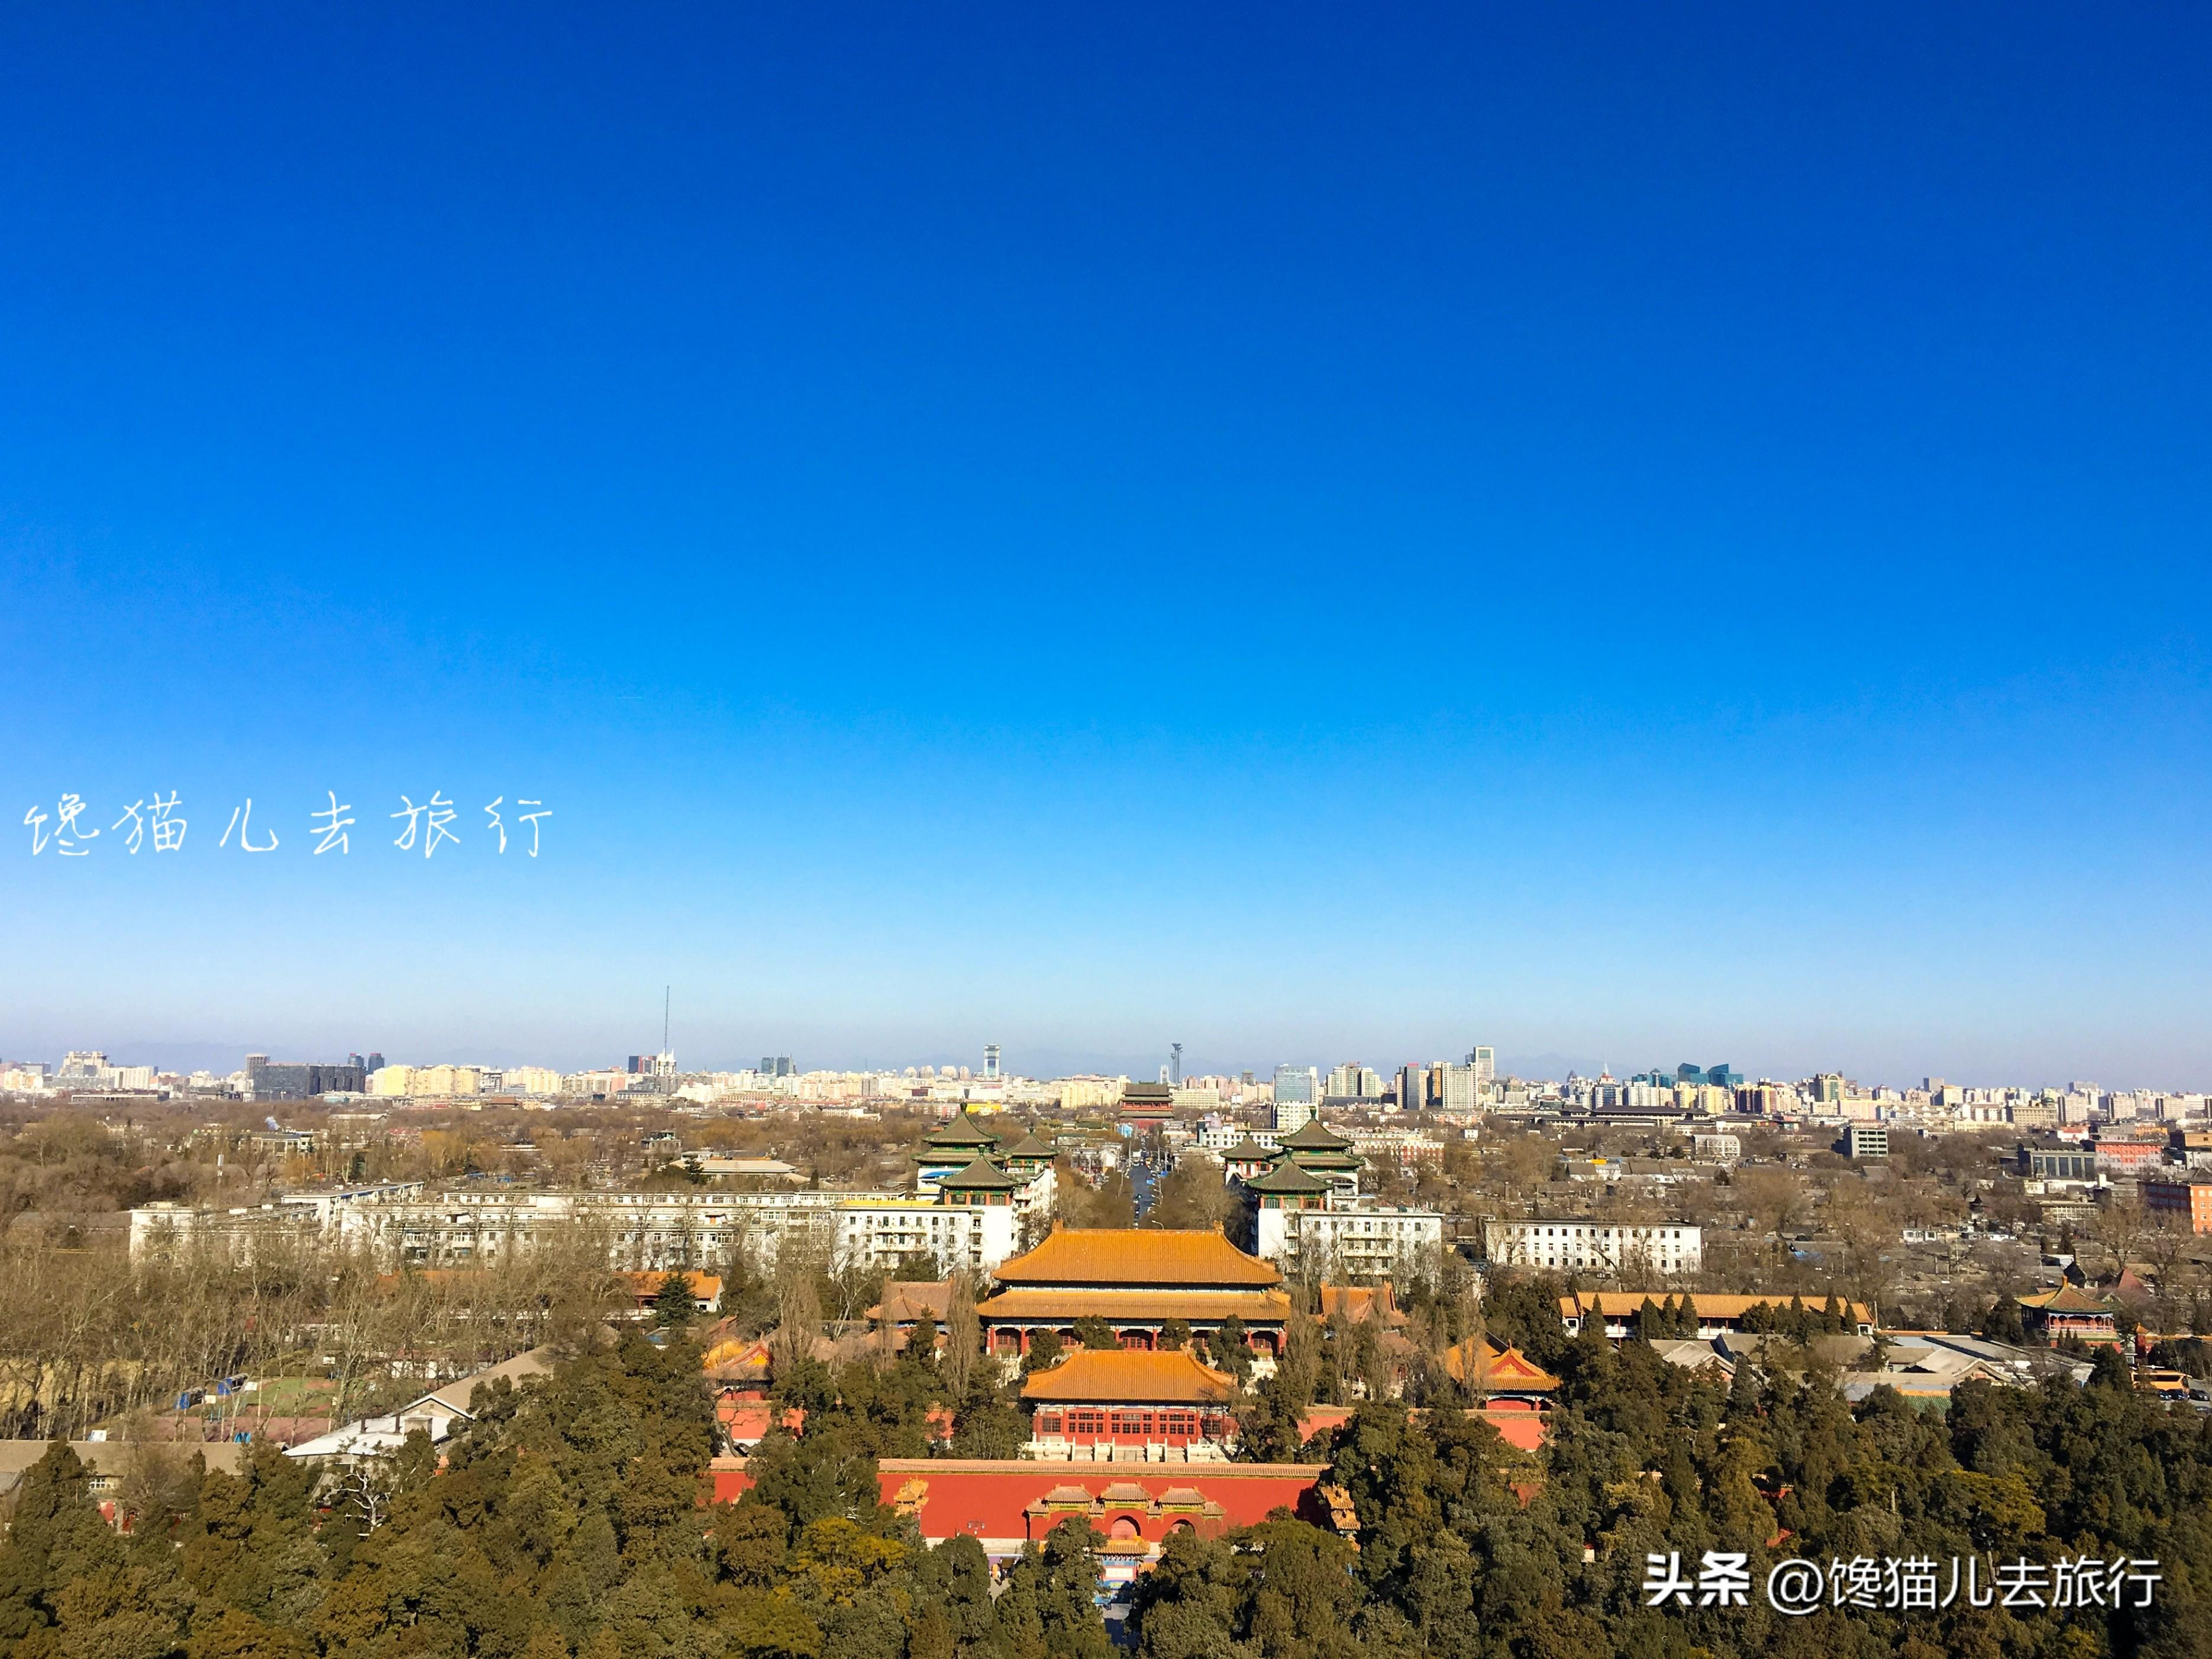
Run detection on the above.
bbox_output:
[709,1457,1332,1551]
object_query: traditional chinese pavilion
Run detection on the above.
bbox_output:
[938,1157,1023,1208]
[976,1225,1292,1359]
[1264,1118,1362,1198]
[1021,1347,1238,1459]
[1118,1082,1176,1127]
[1441,1336,1559,1406]
[2017,1284,2120,1345]
[1318,1282,1403,1326]
[916,1111,1005,1184]
[1218,1137,1277,1184]
[910,1113,1057,1235]
[996,1129,1058,1184]
[863,1280,956,1353]
[1241,1157,1334,1215]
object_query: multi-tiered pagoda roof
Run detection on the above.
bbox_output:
[922,1111,1005,1156]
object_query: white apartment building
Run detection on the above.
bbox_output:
[1842,1123,1890,1160]
[1196,1125,1277,1153]
[371,1064,483,1097]
[1481,1217,1701,1277]
[1051,1076,1128,1111]
[1256,1202,1445,1280]
[561,1069,629,1098]
[1438,1063,1484,1114]
[130,1183,1025,1276]
[1325,1064,1383,1099]
[128,1183,427,1259]
[1348,1129,1445,1163]
[833,1197,1019,1277]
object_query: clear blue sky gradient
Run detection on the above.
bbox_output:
[4,5,2209,1086]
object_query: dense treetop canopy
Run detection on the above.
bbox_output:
[1,1277,2208,1659]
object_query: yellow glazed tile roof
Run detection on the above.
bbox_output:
[994,1226,1283,1288]
[1021,1347,1237,1405]
[1442,1337,1559,1392]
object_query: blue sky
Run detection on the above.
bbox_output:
[4,5,2210,1086]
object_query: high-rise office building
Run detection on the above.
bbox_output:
[1440,1063,1483,1113]
[1169,1043,1183,1087]
[1273,1064,1318,1105]
[1468,1045,1494,1085]
[366,1052,385,1073]
[1326,1062,1381,1100]
[983,1044,1001,1082]
[246,1056,368,1100]
[1396,1063,1431,1113]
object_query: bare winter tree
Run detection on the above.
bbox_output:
[2138,1215,2192,1332]
[321,1243,402,1425]
[2092,1200,2149,1281]
[942,1271,980,1400]
[771,1240,826,1374]
[116,1438,198,1538]
[333,1461,395,1535]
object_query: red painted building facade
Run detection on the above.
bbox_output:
[1020,1347,1239,1457]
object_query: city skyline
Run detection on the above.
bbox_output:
[8,8,2212,1083]
[2,1031,2203,1100]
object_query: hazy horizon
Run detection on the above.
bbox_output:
[0,1031,2182,1099]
